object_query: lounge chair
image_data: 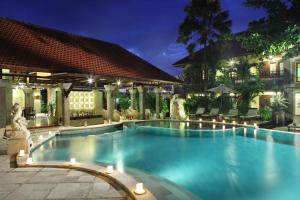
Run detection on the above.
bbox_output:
[240,108,260,120]
[223,109,239,120]
[288,116,300,132]
[188,107,205,118]
[202,108,219,118]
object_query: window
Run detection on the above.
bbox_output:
[279,62,284,75]
[297,63,300,82]
[270,62,277,75]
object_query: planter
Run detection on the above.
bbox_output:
[47,116,57,125]
[159,112,166,119]
[272,108,286,126]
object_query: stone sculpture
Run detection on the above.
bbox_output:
[7,103,32,159]
[11,103,30,139]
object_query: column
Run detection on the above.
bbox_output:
[0,79,12,127]
[104,85,116,123]
[137,86,145,120]
[24,88,34,108]
[62,93,70,126]
[55,88,63,124]
[154,87,162,119]
[93,90,103,115]
[128,88,136,109]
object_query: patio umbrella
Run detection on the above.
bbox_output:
[207,84,237,110]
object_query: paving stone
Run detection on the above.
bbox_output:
[67,170,83,176]
[13,167,42,172]
[78,175,95,182]
[4,183,56,200]
[46,183,92,199]
[87,183,123,199]
[41,168,69,172]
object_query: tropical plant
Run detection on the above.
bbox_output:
[183,95,211,114]
[258,106,272,121]
[177,0,232,89]
[161,98,169,113]
[116,92,130,111]
[238,0,300,59]
[48,101,55,117]
[270,93,288,109]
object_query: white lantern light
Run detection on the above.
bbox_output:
[244,121,247,125]
[70,158,76,165]
[134,183,146,195]
[222,120,225,123]
[199,118,202,121]
[26,157,33,165]
[39,135,44,140]
[212,119,216,123]
[232,121,236,124]
[19,149,25,157]
[106,165,114,174]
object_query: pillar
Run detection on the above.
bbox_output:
[128,88,136,109]
[62,93,70,126]
[137,86,145,120]
[24,88,34,108]
[104,85,116,122]
[154,87,162,119]
[0,79,12,127]
[93,90,103,115]
[55,88,63,124]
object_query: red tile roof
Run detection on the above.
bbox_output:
[0,17,179,83]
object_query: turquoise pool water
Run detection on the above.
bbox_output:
[32,121,300,200]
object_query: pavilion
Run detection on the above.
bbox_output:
[0,17,179,129]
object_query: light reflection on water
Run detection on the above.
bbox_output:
[32,122,300,200]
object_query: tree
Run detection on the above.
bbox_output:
[238,0,300,59]
[177,0,232,89]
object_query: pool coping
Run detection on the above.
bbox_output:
[17,160,156,200]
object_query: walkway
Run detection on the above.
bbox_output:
[0,155,129,200]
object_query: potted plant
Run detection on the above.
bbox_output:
[160,99,169,119]
[47,101,56,125]
[270,93,288,125]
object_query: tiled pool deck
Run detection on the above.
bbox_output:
[0,155,129,200]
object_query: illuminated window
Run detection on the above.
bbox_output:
[297,63,300,82]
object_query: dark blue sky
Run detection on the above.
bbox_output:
[0,0,265,76]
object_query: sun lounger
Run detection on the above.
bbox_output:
[223,109,239,119]
[288,116,300,132]
[240,108,260,120]
[188,107,205,118]
[202,108,219,118]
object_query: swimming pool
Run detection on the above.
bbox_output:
[32,121,300,200]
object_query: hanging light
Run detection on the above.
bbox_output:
[87,78,94,84]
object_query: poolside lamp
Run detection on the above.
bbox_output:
[134,183,146,195]
[222,120,225,123]
[26,157,33,165]
[199,118,202,121]
[106,165,114,174]
[19,149,25,157]
[70,158,76,165]
[232,121,236,124]
[48,131,52,135]
[244,122,247,125]
[39,135,44,140]
[254,123,258,128]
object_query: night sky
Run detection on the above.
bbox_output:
[0,0,265,76]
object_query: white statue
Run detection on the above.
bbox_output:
[11,103,30,139]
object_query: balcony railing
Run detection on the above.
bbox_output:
[260,70,285,79]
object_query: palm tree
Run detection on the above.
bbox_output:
[177,0,232,90]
